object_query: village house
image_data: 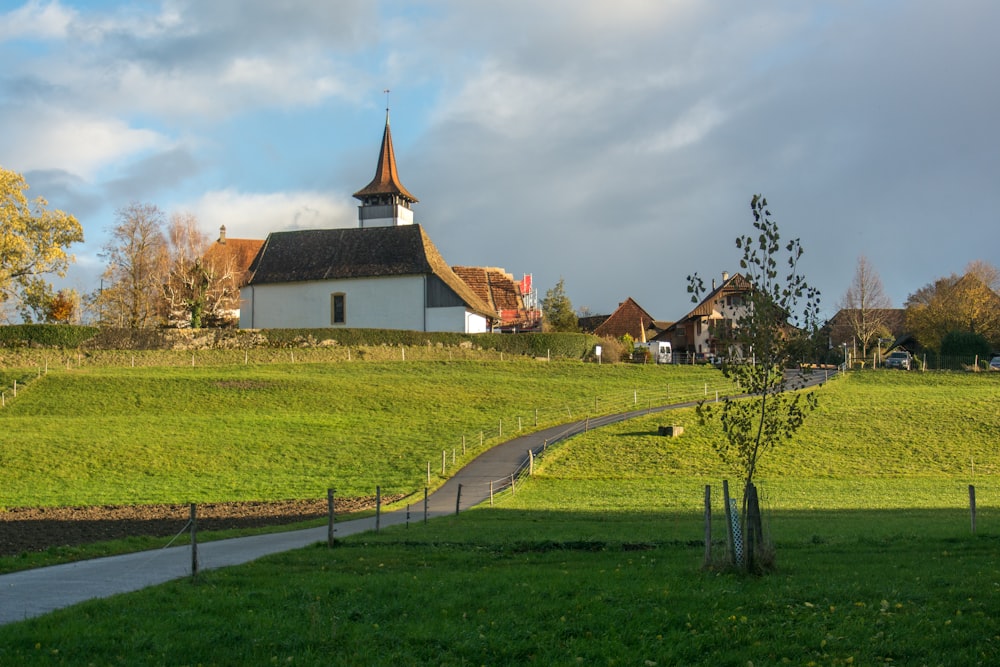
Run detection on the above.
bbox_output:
[591,297,665,342]
[658,271,752,362]
[200,226,263,326]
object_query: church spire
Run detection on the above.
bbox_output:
[353,101,418,227]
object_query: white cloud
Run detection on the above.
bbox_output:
[184,189,357,241]
[0,0,76,41]
[0,107,166,179]
[645,100,727,153]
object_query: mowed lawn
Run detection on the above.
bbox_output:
[0,358,724,506]
[0,370,998,665]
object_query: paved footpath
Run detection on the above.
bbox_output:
[0,371,829,626]
[0,413,651,625]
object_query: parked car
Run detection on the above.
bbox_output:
[885,350,912,370]
[990,356,1000,371]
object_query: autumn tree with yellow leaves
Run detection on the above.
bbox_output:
[904,261,1000,354]
[0,167,84,320]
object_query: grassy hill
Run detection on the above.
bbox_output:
[0,368,998,664]
[0,357,725,506]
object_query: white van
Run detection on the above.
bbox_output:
[635,341,672,364]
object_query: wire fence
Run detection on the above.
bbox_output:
[0,358,841,510]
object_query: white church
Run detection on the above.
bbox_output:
[239,112,497,333]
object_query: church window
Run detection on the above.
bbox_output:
[331,293,346,325]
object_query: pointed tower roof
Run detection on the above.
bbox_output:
[353,110,418,203]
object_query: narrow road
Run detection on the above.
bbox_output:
[0,370,833,625]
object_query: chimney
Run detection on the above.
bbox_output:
[722,271,729,282]
[712,278,717,290]
[218,225,227,244]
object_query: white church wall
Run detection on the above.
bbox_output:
[240,275,486,333]
[241,275,425,330]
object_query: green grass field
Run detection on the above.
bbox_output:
[1,364,998,665]
[0,357,725,505]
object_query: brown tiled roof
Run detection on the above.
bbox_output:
[246,225,492,318]
[451,267,521,312]
[594,297,659,340]
[352,113,418,203]
[681,273,753,321]
[203,238,264,287]
[452,266,539,327]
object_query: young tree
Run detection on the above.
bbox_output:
[46,289,79,324]
[688,195,821,573]
[98,202,169,328]
[0,167,84,319]
[838,255,893,359]
[541,278,578,332]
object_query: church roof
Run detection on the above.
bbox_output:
[352,112,418,203]
[246,225,492,318]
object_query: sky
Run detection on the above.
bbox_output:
[2,0,998,322]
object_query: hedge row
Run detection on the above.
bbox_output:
[0,325,602,360]
[0,325,100,349]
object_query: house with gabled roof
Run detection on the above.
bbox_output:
[593,297,664,342]
[239,110,496,333]
[659,271,752,360]
[451,267,541,331]
[201,226,264,326]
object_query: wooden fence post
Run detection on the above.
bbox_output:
[455,484,462,515]
[375,485,381,534]
[327,488,335,547]
[970,485,977,534]
[528,449,534,475]
[490,480,494,506]
[190,503,198,577]
[703,485,712,568]
[746,483,760,573]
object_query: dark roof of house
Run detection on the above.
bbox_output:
[246,225,492,318]
[578,314,610,333]
[823,308,907,345]
[594,297,660,340]
[352,112,418,204]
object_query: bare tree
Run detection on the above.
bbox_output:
[163,212,211,328]
[838,255,892,359]
[965,259,1000,293]
[98,203,169,328]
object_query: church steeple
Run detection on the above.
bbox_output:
[353,108,418,228]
